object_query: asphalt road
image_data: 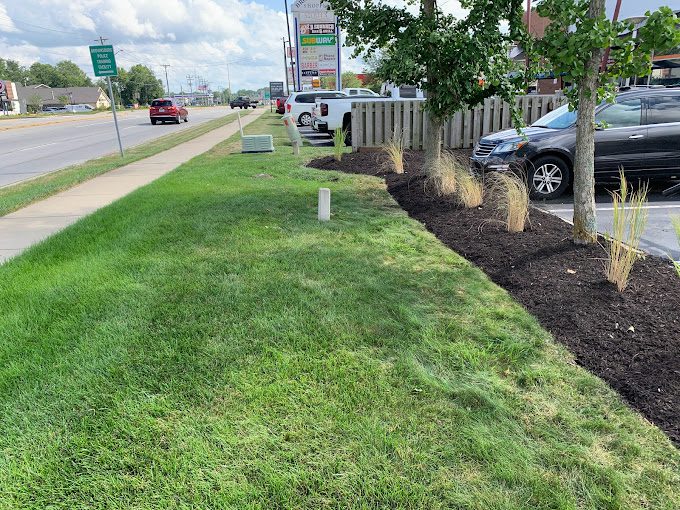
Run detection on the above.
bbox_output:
[537,183,680,260]
[0,107,236,188]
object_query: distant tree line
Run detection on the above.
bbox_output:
[0,58,93,87]
[0,58,165,106]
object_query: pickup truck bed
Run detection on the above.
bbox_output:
[312,96,425,146]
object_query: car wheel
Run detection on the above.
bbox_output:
[231,106,234,109]
[175,115,181,124]
[528,155,571,200]
[184,116,188,122]
[299,112,312,126]
[151,119,157,125]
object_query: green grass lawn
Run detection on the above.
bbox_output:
[0,109,248,217]
[0,113,678,509]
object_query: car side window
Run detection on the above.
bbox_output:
[295,94,314,103]
[595,99,642,128]
[649,95,680,124]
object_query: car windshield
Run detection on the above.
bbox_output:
[532,104,577,129]
[152,100,172,107]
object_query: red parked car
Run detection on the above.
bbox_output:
[149,98,188,125]
[275,96,288,115]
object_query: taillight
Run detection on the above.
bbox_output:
[286,103,291,112]
[320,103,328,116]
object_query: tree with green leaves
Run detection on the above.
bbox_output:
[320,71,363,89]
[26,93,42,114]
[27,62,59,87]
[329,0,529,173]
[119,65,164,105]
[57,94,70,106]
[53,60,92,87]
[0,58,28,83]
[536,2,680,244]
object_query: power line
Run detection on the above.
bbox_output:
[0,13,90,36]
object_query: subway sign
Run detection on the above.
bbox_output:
[300,35,336,46]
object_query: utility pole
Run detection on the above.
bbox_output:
[226,64,232,103]
[284,0,297,92]
[161,64,171,96]
[282,38,290,95]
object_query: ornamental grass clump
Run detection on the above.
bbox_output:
[382,128,405,174]
[333,128,346,161]
[453,163,484,208]
[488,171,530,232]
[604,170,649,292]
[672,216,680,277]
[428,151,460,196]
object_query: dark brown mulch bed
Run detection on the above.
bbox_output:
[309,150,680,445]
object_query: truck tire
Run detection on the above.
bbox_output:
[343,117,352,146]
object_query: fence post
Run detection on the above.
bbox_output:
[413,102,422,150]
[482,97,492,135]
[366,101,374,146]
[351,102,359,152]
[402,101,412,150]
[375,102,384,145]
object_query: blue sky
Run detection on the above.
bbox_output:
[0,0,678,93]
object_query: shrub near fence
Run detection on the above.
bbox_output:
[350,95,568,151]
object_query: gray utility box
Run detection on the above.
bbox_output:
[242,134,274,153]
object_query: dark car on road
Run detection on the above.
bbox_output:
[230,96,256,109]
[149,98,188,125]
[471,87,680,199]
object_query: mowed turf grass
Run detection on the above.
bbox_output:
[0,114,678,509]
[0,108,248,217]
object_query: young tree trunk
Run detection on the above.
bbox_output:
[572,0,604,245]
[424,114,443,175]
[422,0,441,176]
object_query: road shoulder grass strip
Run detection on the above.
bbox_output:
[0,109,252,217]
[0,113,677,509]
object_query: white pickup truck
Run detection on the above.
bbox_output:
[312,95,425,145]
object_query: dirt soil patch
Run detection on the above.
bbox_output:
[309,150,680,445]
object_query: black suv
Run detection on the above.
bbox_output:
[470,87,680,199]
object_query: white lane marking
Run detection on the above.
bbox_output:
[546,204,680,213]
[17,141,60,152]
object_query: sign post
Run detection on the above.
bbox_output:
[292,0,341,91]
[269,81,285,113]
[89,44,124,157]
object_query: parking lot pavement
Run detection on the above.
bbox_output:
[299,126,333,147]
[536,182,680,260]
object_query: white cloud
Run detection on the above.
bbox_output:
[0,0,327,92]
[0,2,19,32]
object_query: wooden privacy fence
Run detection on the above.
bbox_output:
[350,95,568,151]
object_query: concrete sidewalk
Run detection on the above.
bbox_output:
[0,108,265,263]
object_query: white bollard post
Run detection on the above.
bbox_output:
[318,188,331,221]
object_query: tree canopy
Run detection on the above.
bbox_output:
[26,60,92,88]
[329,0,529,122]
[103,65,165,105]
[0,58,28,84]
[536,3,680,109]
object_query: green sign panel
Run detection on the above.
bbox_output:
[89,45,117,77]
[300,35,336,46]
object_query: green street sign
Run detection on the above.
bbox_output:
[89,45,117,77]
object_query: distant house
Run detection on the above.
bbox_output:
[0,80,21,115]
[14,84,111,113]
